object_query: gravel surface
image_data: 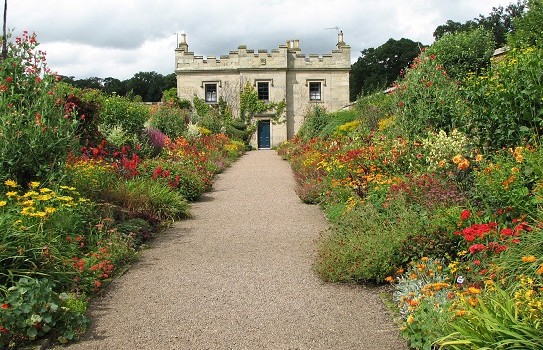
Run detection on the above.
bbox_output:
[61,150,407,350]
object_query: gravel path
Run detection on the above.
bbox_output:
[62,150,407,350]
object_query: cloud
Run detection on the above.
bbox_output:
[9,0,514,79]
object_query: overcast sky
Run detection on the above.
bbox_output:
[10,0,514,80]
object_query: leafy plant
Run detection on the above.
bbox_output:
[0,31,79,185]
[0,278,89,348]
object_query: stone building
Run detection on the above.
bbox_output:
[174,33,350,149]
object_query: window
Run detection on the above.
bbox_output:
[257,81,269,101]
[204,83,217,103]
[309,82,321,101]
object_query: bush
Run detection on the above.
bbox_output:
[297,105,329,141]
[0,32,79,185]
[317,110,360,139]
[101,95,149,136]
[459,46,543,149]
[148,103,188,139]
[391,52,466,138]
[0,278,89,348]
[316,198,424,283]
[426,28,495,80]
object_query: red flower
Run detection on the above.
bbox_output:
[1,303,8,309]
[469,243,486,254]
[460,210,471,221]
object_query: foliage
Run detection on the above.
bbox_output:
[472,146,543,216]
[433,1,527,48]
[460,46,543,149]
[0,278,89,348]
[350,38,423,100]
[101,94,149,136]
[391,52,466,138]
[148,102,188,139]
[317,110,360,139]
[0,31,79,186]
[239,81,285,123]
[426,28,495,80]
[297,105,329,141]
[509,0,543,48]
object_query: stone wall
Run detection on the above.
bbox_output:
[174,33,350,148]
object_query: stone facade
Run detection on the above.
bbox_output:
[174,33,350,148]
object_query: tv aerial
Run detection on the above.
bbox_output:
[324,26,341,33]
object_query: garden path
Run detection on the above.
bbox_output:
[62,150,406,350]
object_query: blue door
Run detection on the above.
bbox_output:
[258,120,271,149]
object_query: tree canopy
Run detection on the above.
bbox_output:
[349,38,422,100]
[60,71,176,102]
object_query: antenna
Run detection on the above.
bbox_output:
[324,26,340,33]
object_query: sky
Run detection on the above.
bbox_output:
[9,0,515,80]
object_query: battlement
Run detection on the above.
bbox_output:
[175,33,350,72]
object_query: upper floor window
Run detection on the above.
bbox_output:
[309,82,322,101]
[257,81,269,101]
[204,83,217,103]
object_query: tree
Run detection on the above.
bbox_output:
[433,1,527,48]
[508,0,543,48]
[350,38,422,100]
[103,77,127,95]
[126,71,164,102]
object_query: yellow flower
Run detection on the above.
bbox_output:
[438,160,447,168]
[20,200,34,207]
[44,207,56,214]
[37,194,53,201]
[4,179,17,188]
[39,188,53,193]
[6,191,17,197]
[29,181,40,189]
[59,185,76,191]
[0,200,6,207]
[406,315,415,324]
[22,191,38,198]
[475,154,483,162]
[29,211,47,218]
[522,256,537,263]
[511,167,520,174]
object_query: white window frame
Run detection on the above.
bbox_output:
[309,81,322,101]
[204,83,218,103]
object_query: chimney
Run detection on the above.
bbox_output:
[337,31,345,49]
[179,33,188,52]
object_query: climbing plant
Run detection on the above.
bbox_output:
[239,81,285,124]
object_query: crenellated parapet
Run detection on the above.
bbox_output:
[175,33,350,72]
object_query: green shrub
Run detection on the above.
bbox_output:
[391,52,466,138]
[459,46,543,149]
[426,27,495,80]
[148,103,188,139]
[316,198,423,283]
[297,105,329,141]
[101,95,149,136]
[116,178,190,221]
[0,278,89,348]
[356,92,396,131]
[508,0,543,49]
[317,110,360,138]
[0,32,79,185]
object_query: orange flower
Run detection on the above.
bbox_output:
[522,256,537,263]
[455,309,466,316]
[468,287,481,294]
[468,296,479,307]
[537,264,543,275]
[475,154,483,162]
[452,155,463,164]
[458,159,470,170]
[385,276,394,283]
